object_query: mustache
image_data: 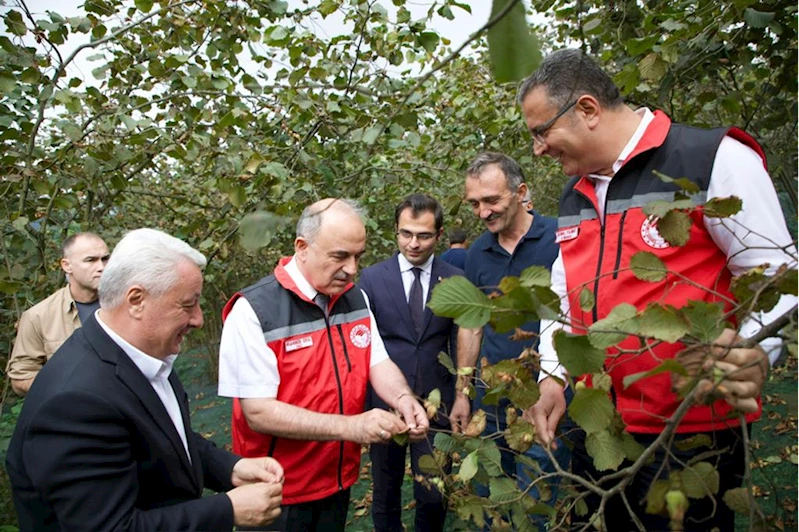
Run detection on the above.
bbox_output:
[334,272,351,282]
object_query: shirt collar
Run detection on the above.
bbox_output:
[285,256,318,300]
[397,253,433,275]
[95,311,176,382]
[588,107,655,181]
[482,210,545,251]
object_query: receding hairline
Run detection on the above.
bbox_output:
[62,232,107,257]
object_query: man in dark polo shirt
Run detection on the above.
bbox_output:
[449,152,568,528]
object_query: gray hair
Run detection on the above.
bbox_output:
[517,48,624,109]
[466,152,526,191]
[99,228,207,309]
[296,199,367,243]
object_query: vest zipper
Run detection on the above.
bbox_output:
[612,210,628,280]
[323,316,346,491]
[336,325,352,372]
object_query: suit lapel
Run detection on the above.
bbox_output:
[83,316,198,489]
[171,372,204,491]
[385,256,417,338]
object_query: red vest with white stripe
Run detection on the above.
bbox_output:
[222,257,372,504]
[555,111,764,433]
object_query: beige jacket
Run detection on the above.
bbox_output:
[7,286,80,380]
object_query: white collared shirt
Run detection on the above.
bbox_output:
[218,257,389,399]
[95,312,191,462]
[397,253,434,310]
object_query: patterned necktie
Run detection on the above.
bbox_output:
[409,267,424,336]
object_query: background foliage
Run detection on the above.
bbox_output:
[0,0,796,529]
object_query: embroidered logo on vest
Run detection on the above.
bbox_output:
[641,216,670,249]
[555,226,579,243]
[350,324,371,348]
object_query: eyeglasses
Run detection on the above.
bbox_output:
[397,230,438,242]
[531,99,578,146]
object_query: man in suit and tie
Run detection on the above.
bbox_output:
[6,228,284,532]
[358,193,463,532]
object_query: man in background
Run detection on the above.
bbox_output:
[359,194,462,532]
[8,232,109,396]
[6,228,283,531]
[440,228,468,269]
[218,198,429,532]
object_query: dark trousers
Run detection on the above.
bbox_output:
[370,434,449,532]
[267,488,351,532]
[568,425,748,531]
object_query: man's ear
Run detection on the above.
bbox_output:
[576,95,601,129]
[60,257,72,275]
[126,286,145,317]
[295,237,308,261]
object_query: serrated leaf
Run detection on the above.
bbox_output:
[579,288,594,312]
[426,388,441,409]
[623,359,687,389]
[428,276,492,329]
[591,372,612,392]
[0,72,15,95]
[680,462,719,498]
[642,198,695,218]
[554,331,606,375]
[507,377,539,410]
[489,477,518,503]
[629,251,668,282]
[392,432,409,446]
[681,301,726,343]
[5,10,27,36]
[505,418,536,453]
[586,430,625,471]
[433,432,457,453]
[645,479,671,515]
[519,265,550,287]
[362,125,381,145]
[674,433,712,451]
[744,8,775,28]
[477,440,504,477]
[638,53,667,81]
[656,210,692,247]
[486,0,541,82]
[620,431,645,461]
[454,496,485,529]
[238,211,287,251]
[636,304,689,343]
[722,487,751,515]
[568,388,614,434]
[652,170,701,194]
[704,196,742,218]
[588,303,637,349]
[437,351,456,375]
[134,0,154,12]
[459,450,479,481]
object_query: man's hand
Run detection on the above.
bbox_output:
[396,394,430,442]
[231,457,284,487]
[449,392,471,434]
[696,328,768,413]
[345,408,409,444]
[227,482,282,527]
[522,377,565,448]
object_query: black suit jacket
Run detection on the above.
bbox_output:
[5,314,240,532]
[359,255,462,419]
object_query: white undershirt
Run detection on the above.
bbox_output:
[539,109,798,381]
[96,311,191,462]
[218,256,389,399]
[397,253,434,308]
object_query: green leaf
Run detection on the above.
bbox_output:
[459,450,479,481]
[579,288,594,312]
[681,301,726,343]
[433,432,457,453]
[722,487,751,515]
[629,251,667,282]
[5,10,27,36]
[507,377,539,410]
[620,431,644,461]
[743,8,775,28]
[0,72,15,95]
[642,198,695,218]
[318,0,339,17]
[437,351,456,375]
[477,440,504,477]
[426,388,441,409]
[704,196,742,218]
[588,303,637,349]
[645,479,671,515]
[505,418,536,453]
[673,434,712,452]
[638,53,667,81]
[134,0,154,12]
[489,477,518,503]
[585,430,625,471]
[454,496,485,529]
[554,331,606,375]
[635,304,689,343]
[418,32,439,53]
[418,454,439,475]
[656,210,692,247]
[428,276,492,329]
[362,125,381,145]
[486,0,541,83]
[568,388,614,434]
[392,432,409,446]
[238,210,287,251]
[622,359,687,389]
[519,265,551,287]
[680,462,720,499]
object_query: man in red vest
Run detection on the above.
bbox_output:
[218,198,429,532]
[519,48,796,530]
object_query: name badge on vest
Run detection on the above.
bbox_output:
[555,226,579,243]
[285,336,313,352]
